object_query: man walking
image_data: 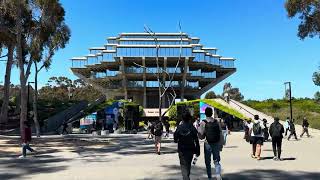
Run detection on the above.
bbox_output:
[153,120,163,155]
[284,117,290,136]
[269,117,284,161]
[248,115,265,160]
[288,119,298,140]
[300,117,310,138]
[198,107,223,180]
[19,121,36,158]
[174,112,200,180]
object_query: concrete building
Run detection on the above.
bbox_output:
[70,33,236,108]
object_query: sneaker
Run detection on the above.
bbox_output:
[256,156,261,160]
[273,156,278,161]
[18,155,26,159]
[216,174,222,180]
[157,152,161,155]
[251,154,256,159]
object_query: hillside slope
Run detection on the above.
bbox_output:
[243,99,320,129]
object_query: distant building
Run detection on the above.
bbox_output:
[70,33,236,108]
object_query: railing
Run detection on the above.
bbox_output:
[229,99,254,116]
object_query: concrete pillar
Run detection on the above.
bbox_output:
[142,57,147,107]
[120,57,128,100]
[181,57,189,101]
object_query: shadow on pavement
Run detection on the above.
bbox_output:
[141,166,320,180]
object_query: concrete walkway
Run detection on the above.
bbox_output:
[0,131,320,180]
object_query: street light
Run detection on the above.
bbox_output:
[27,82,35,121]
[284,82,293,120]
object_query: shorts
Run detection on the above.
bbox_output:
[154,136,162,144]
[250,136,264,145]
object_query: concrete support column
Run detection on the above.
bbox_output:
[142,57,147,107]
[181,57,189,102]
[120,57,128,100]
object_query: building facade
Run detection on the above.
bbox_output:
[70,33,236,108]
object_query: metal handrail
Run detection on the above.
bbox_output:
[229,99,254,116]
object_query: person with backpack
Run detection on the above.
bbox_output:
[300,117,310,138]
[269,117,284,161]
[153,120,163,155]
[198,107,223,180]
[287,119,298,140]
[248,115,265,160]
[174,112,200,180]
[263,119,269,142]
[19,121,36,158]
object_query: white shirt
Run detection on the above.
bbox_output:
[248,120,265,137]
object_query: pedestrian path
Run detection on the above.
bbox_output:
[0,131,319,180]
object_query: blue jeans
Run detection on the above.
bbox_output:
[222,130,228,145]
[204,142,221,179]
[22,143,34,157]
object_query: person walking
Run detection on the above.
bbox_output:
[269,117,284,161]
[174,112,200,180]
[198,107,224,180]
[244,119,252,143]
[248,115,265,160]
[288,119,298,140]
[263,119,269,142]
[147,120,154,139]
[300,117,310,138]
[284,117,290,136]
[219,118,228,146]
[153,120,163,155]
[164,118,170,138]
[19,121,36,158]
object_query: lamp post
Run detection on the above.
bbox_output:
[27,82,35,121]
[284,82,293,120]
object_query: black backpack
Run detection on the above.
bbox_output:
[253,122,262,135]
[205,120,221,144]
[154,122,163,136]
[178,124,196,151]
[272,123,282,137]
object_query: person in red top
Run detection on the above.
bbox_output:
[19,121,35,158]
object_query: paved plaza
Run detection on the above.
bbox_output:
[0,128,320,180]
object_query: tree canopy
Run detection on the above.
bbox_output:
[285,0,320,39]
[204,91,217,99]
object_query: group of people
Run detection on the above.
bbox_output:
[244,115,311,161]
[174,107,226,180]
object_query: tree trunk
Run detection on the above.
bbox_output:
[0,44,14,124]
[16,5,26,138]
[33,63,40,137]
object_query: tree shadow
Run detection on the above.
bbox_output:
[141,165,320,180]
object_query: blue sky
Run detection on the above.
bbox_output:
[0,0,319,100]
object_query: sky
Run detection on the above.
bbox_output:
[0,0,319,100]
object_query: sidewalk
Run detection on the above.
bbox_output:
[0,132,319,179]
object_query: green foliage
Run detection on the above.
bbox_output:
[285,0,320,39]
[243,99,320,129]
[205,91,217,99]
[169,120,176,128]
[315,91,320,102]
[222,82,244,101]
[313,68,320,86]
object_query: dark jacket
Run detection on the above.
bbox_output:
[22,127,32,143]
[269,121,284,138]
[174,122,200,156]
[302,120,309,128]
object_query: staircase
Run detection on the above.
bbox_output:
[228,99,274,123]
